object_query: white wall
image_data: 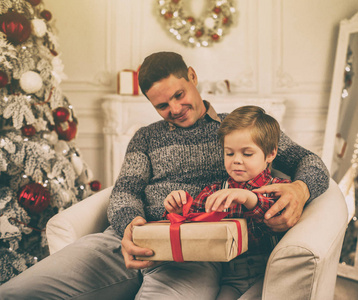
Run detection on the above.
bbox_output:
[45,0,358,188]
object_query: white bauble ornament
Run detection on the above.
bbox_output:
[43,131,58,145]
[19,71,43,93]
[48,131,59,145]
[204,17,215,29]
[71,155,83,176]
[54,140,70,155]
[31,19,47,37]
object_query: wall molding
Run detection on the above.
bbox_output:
[271,0,332,93]
[232,0,258,92]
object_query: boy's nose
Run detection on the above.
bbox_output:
[233,154,243,164]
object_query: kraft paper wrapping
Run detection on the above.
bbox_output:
[133,219,248,262]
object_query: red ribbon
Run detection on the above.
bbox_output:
[132,69,139,95]
[166,192,243,262]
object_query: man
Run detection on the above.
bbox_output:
[0,52,329,299]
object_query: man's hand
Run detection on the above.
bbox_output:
[121,216,155,269]
[254,180,310,232]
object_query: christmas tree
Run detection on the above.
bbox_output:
[0,0,101,284]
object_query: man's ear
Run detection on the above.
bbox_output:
[188,67,198,85]
[266,148,277,164]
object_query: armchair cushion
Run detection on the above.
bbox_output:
[260,178,347,300]
[46,186,112,254]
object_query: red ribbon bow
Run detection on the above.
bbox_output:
[166,192,242,262]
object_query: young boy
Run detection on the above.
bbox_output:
[164,105,291,299]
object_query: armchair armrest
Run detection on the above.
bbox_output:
[46,186,113,254]
[262,179,347,300]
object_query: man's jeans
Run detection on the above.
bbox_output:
[0,226,222,300]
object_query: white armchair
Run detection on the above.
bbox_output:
[46,179,347,300]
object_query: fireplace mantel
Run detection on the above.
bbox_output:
[101,94,286,187]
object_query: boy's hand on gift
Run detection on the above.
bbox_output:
[121,216,155,269]
[164,190,187,214]
[255,180,309,232]
[205,189,258,212]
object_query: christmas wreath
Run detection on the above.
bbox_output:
[156,0,238,47]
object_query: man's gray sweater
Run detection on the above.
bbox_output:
[108,112,329,237]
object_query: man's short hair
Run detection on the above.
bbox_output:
[218,105,280,157]
[138,52,189,97]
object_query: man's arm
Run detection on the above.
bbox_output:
[274,131,330,201]
[107,127,149,238]
[255,132,330,231]
[107,128,155,267]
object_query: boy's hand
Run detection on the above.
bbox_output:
[164,190,187,214]
[205,189,258,212]
[121,216,155,269]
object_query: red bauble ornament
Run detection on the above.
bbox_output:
[222,17,229,25]
[195,30,203,38]
[26,0,41,6]
[21,124,36,137]
[53,107,70,123]
[90,180,101,192]
[0,11,32,45]
[55,120,77,141]
[164,12,173,19]
[186,16,195,23]
[213,6,222,14]
[18,183,50,214]
[0,70,9,88]
[211,34,220,41]
[40,10,52,21]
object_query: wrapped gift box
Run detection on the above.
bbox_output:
[117,69,141,95]
[133,219,248,262]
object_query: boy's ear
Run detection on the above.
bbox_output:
[266,148,277,164]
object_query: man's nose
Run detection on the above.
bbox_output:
[169,101,181,115]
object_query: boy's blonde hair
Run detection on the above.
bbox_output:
[218,105,280,157]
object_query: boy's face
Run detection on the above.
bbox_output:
[146,67,206,128]
[223,129,277,182]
